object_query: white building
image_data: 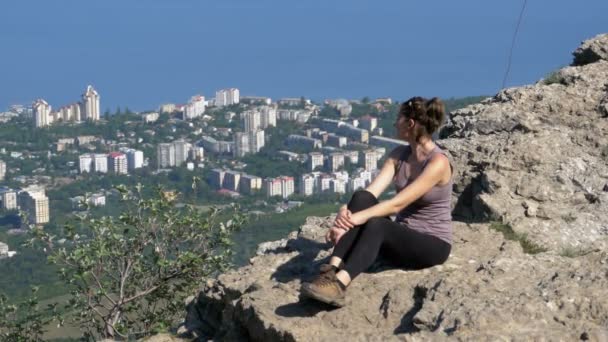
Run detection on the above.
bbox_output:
[122,149,144,170]
[328,153,345,172]
[157,143,176,169]
[82,85,100,121]
[250,130,265,153]
[89,193,106,207]
[33,99,52,127]
[215,88,240,107]
[259,106,277,128]
[233,132,250,158]
[242,110,261,132]
[299,174,315,196]
[264,178,283,197]
[141,111,159,123]
[173,140,191,166]
[0,160,5,180]
[18,186,49,225]
[348,177,367,192]
[369,135,408,149]
[308,152,324,171]
[280,176,295,199]
[79,154,93,173]
[184,95,206,120]
[108,152,128,174]
[0,187,18,210]
[94,154,108,173]
[362,150,381,171]
[330,178,347,194]
[240,174,263,194]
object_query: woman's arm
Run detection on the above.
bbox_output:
[346,154,450,226]
[363,147,403,198]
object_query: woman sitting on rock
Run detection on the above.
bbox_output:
[301,96,453,307]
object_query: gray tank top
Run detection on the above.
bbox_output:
[393,145,453,244]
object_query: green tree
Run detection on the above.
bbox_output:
[0,287,61,342]
[30,183,246,339]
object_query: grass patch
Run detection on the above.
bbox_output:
[561,213,577,223]
[489,221,548,254]
[542,69,567,85]
[558,246,592,258]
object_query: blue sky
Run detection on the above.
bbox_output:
[1,0,606,112]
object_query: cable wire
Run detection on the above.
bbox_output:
[502,0,528,90]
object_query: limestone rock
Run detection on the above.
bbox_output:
[185,217,608,341]
[573,33,608,66]
[440,33,608,251]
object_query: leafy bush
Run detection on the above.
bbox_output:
[29,183,246,339]
[0,287,61,342]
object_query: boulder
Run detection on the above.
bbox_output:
[440,33,608,251]
[185,216,608,341]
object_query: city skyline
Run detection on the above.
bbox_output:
[1,1,607,112]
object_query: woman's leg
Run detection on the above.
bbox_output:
[338,218,451,284]
[330,190,384,264]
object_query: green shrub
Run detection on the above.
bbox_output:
[489,221,547,254]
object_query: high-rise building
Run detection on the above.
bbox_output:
[280,176,295,198]
[184,95,206,120]
[359,115,378,132]
[108,152,128,174]
[209,169,226,189]
[330,179,347,194]
[0,160,5,181]
[362,150,380,171]
[223,171,241,192]
[82,85,100,121]
[264,178,283,198]
[242,110,261,132]
[308,152,324,171]
[299,174,315,196]
[94,154,108,173]
[239,174,262,194]
[250,130,265,153]
[157,143,176,169]
[121,148,144,170]
[286,135,322,150]
[173,140,191,166]
[348,177,366,193]
[328,153,345,172]
[0,187,17,210]
[233,132,250,158]
[18,187,49,225]
[71,102,82,121]
[33,99,51,127]
[79,154,94,173]
[259,106,277,128]
[215,88,240,107]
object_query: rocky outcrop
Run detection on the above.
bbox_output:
[440,33,608,251]
[185,216,608,341]
[183,34,608,341]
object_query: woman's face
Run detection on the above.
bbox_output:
[394,114,414,140]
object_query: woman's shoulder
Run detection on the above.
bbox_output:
[388,145,410,161]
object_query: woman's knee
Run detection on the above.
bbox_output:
[348,190,378,212]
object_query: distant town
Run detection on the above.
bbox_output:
[0,85,419,259]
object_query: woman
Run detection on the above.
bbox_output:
[300,96,453,307]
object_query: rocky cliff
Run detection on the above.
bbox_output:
[184,34,608,341]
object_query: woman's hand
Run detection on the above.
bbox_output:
[344,211,367,227]
[334,207,354,230]
[325,226,348,245]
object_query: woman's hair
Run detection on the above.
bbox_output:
[398,96,445,142]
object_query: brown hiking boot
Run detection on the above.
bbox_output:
[318,261,345,278]
[301,273,346,307]
[318,263,338,279]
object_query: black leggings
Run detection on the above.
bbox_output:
[332,190,451,280]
